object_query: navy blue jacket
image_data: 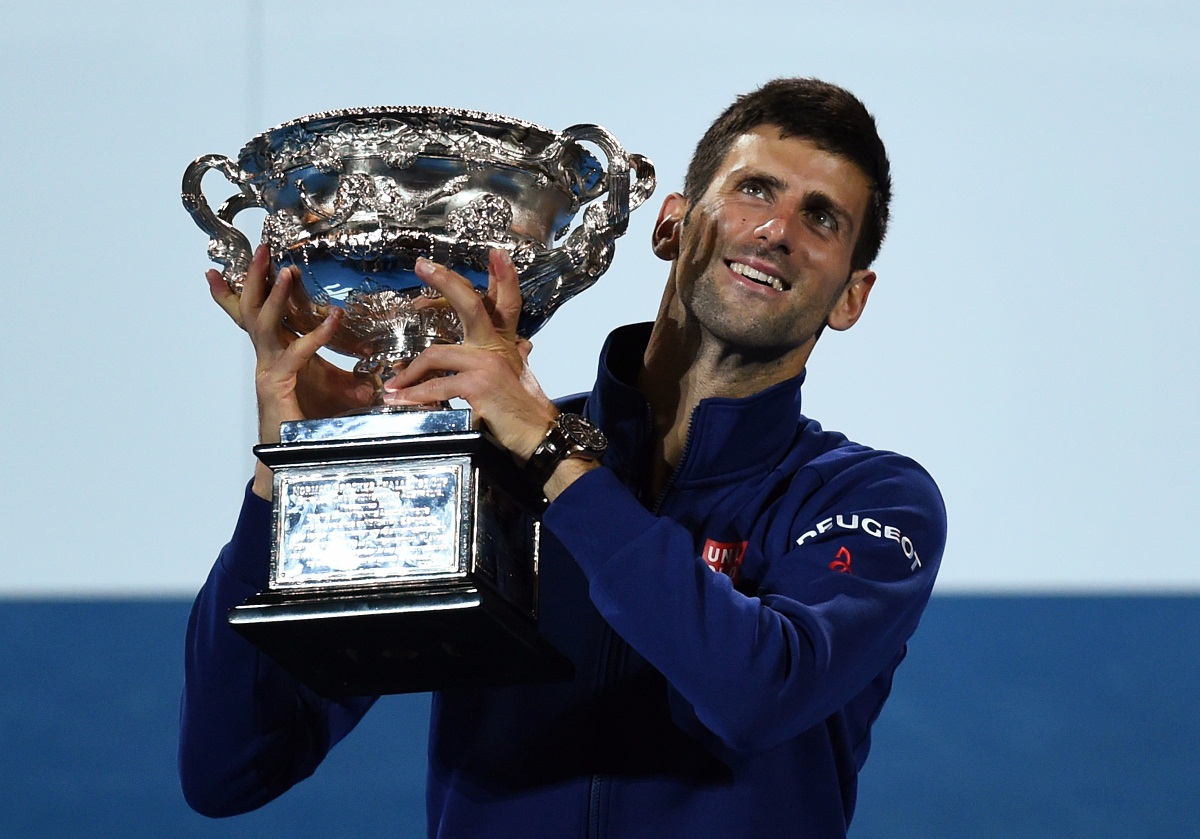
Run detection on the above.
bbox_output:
[181,323,946,837]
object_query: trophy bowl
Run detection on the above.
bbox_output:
[183,107,656,395]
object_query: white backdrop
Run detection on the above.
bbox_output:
[1,0,1196,595]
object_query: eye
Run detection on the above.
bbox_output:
[806,207,838,232]
[737,178,771,200]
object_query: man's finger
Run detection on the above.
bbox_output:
[245,264,293,351]
[414,258,493,342]
[487,249,522,338]
[285,307,341,366]
[206,269,244,326]
[240,243,272,313]
[386,343,475,390]
[381,375,458,408]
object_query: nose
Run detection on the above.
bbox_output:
[753,214,795,254]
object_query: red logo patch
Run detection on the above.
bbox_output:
[702,539,748,581]
[829,546,853,574]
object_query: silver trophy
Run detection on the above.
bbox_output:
[183,107,655,696]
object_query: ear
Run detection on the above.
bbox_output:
[826,269,876,332]
[652,193,687,261]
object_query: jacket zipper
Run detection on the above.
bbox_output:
[651,407,697,515]
[587,623,626,838]
[586,404,698,837]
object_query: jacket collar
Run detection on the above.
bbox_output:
[584,323,806,489]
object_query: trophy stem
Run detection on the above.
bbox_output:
[354,346,453,409]
[355,353,410,407]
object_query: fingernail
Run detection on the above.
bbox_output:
[414,258,435,277]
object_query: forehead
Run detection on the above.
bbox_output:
[708,126,872,215]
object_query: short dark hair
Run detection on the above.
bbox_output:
[683,78,891,270]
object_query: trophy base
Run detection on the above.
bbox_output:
[240,410,569,697]
[229,581,574,697]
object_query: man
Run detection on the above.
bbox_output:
[181,78,946,838]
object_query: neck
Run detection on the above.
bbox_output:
[635,281,813,496]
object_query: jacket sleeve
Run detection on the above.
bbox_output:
[541,454,945,755]
[178,484,376,817]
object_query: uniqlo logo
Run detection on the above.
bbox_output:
[702,539,747,581]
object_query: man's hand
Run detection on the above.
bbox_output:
[383,250,559,466]
[207,245,374,498]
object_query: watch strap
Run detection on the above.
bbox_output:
[525,413,606,489]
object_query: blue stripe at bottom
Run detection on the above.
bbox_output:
[1,596,1195,838]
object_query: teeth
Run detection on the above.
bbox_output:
[731,262,786,291]
[731,262,771,283]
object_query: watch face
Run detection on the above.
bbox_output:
[560,413,607,454]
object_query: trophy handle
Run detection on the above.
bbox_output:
[517,127,656,336]
[559,123,656,248]
[181,153,262,291]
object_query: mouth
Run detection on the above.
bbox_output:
[728,260,790,292]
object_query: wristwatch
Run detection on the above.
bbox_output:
[525,413,608,489]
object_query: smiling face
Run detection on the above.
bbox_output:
[655,126,877,371]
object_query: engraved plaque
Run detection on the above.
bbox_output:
[273,458,470,589]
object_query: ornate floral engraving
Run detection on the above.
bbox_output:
[262,209,308,255]
[446,194,514,243]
